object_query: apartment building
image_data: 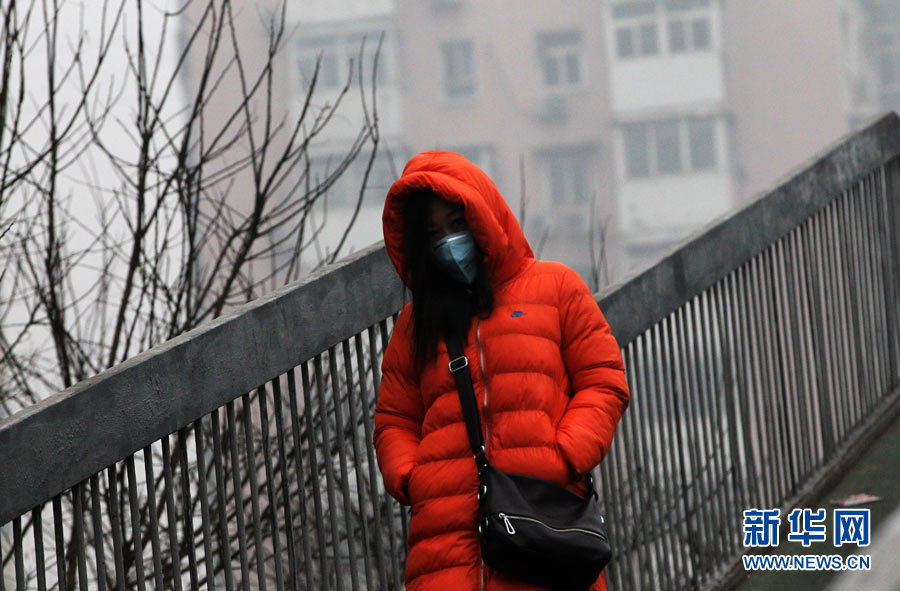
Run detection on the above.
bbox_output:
[186,0,893,284]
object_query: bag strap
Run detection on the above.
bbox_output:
[444,332,599,497]
[445,333,489,475]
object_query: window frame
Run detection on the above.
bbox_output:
[537,29,586,90]
[611,0,715,60]
[621,115,720,179]
[440,39,477,101]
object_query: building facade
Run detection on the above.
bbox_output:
[195,0,895,286]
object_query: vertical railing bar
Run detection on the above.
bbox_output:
[744,259,775,508]
[656,317,692,587]
[105,465,127,591]
[176,428,200,590]
[679,301,714,580]
[781,230,813,482]
[0,518,5,591]
[89,474,108,591]
[225,401,252,591]
[52,496,67,591]
[642,326,676,587]
[846,181,875,420]
[606,426,631,589]
[313,355,346,591]
[125,456,147,591]
[730,266,764,509]
[877,163,900,389]
[854,179,880,416]
[765,243,799,495]
[270,376,299,591]
[161,436,185,591]
[597,441,622,590]
[240,391,268,591]
[326,347,360,591]
[863,173,890,402]
[832,195,859,435]
[630,336,665,587]
[813,213,839,454]
[12,516,25,591]
[773,238,807,484]
[614,343,641,589]
[694,293,728,573]
[755,251,790,501]
[32,506,47,591]
[724,271,755,509]
[209,409,236,591]
[256,384,286,591]
[354,332,390,591]
[286,368,316,590]
[372,321,403,588]
[792,222,825,469]
[870,169,894,397]
[72,481,89,591]
[696,291,730,564]
[835,192,863,433]
[31,505,47,591]
[704,285,738,561]
[341,339,375,591]
[859,174,885,406]
[300,361,332,591]
[192,418,218,591]
[619,341,652,589]
[669,307,702,587]
[829,196,855,437]
[713,278,746,561]
[804,215,837,455]
[141,446,165,591]
[883,159,900,383]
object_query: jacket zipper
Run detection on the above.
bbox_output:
[476,317,487,591]
[476,318,488,443]
[496,513,607,540]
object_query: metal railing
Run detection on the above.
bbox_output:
[1,113,899,590]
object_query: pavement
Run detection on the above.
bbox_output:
[731,411,900,591]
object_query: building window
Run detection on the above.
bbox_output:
[297,29,391,93]
[538,146,596,205]
[667,2,712,53]
[298,35,340,90]
[311,151,397,208]
[613,2,659,59]
[622,116,719,178]
[441,40,475,99]
[537,30,583,88]
[612,0,713,59]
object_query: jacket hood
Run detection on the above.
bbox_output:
[382,150,534,288]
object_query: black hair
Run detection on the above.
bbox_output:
[402,188,494,373]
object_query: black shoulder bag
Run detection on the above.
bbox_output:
[445,334,612,591]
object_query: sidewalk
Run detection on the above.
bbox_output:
[731,411,900,591]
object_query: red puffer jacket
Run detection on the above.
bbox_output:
[374,150,630,591]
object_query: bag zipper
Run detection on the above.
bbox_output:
[496,512,607,540]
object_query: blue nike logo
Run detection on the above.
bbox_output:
[511,310,524,318]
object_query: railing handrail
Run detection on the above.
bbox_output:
[2,111,899,528]
[0,245,405,524]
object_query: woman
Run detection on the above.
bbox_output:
[374,150,630,591]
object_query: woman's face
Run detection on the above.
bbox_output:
[427,198,468,244]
